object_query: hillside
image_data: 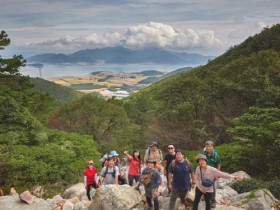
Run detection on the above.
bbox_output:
[30,77,84,102]
[124,24,280,148]
[27,46,215,65]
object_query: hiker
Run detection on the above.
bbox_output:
[124,149,142,186]
[164,144,176,196]
[84,160,99,200]
[135,159,160,210]
[203,140,221,208]
[193,154,243,210]
[99,157,119,185]
[168,149,195,210]
[144,141,163,171]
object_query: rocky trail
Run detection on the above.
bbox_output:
[0,166,278,210]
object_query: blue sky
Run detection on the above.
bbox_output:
[1,0,280,57]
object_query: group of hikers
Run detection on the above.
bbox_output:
[83,141,243,210]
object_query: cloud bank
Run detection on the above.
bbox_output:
[29,22,220,52]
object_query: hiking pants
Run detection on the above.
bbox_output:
[211,180,216,203]
[128,174,140,186]
[146,195,159,210]
[86,183,98,200]
[169,188,188,210]
[192,187,212,210]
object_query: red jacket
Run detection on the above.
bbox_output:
[84,167,98,185]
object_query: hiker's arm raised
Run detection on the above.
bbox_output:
[123,151,132,159]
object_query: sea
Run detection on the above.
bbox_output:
[20,64,190,79]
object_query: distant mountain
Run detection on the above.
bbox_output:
[137,66,192,84]
[27,47,215,65]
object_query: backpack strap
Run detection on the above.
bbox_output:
[104,165,116,178]
[186,159,192,172]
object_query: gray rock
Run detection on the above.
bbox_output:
[217,171,250,189]
[230,189,276,210]
[62,200,74,210]
[62,183,86,200]
[0,196,51,210]
[20,190,34,204]
[88,184,142,210]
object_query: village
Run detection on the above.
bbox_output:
[48,71,161,98]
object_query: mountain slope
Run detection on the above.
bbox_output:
[124,24,280,149]
[30,78,84,102]
[28,47,215,65]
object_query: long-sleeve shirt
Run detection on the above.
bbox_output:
[144,149,163,164]
[195,166,235,192]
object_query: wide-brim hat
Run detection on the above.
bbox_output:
[149,141,158,147]
[196,154,208,163]
[109,150,119,157]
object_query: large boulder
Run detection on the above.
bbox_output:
[217,171,251,189]
[0,196,51,210]
[230,189,276,210]
[62,183,86,200]
[88,185,142,210]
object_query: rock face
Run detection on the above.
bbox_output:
[88,185,142,210]
[0,171,278,210]
[230,189,276,210]
[0,196,50,210]
[62,183,87,200]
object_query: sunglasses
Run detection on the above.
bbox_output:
[168,147,174,150]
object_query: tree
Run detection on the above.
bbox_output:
[227,107,280,178]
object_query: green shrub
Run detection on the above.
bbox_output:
[231,178,280,199]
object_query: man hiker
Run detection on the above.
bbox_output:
[144,141,163,171]
[135,159,161,210]
[99,157,119,185]
[168,149,195,210]
[203,141,221,208]
[164,144,176,196]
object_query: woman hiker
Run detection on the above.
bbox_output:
[192,154,243,210]
[124,149,142,186]
[84,160,99,201]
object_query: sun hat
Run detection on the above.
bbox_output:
[149,141,158,147]
[196,154,208,163]
[88,160,94,165]
[109,150,119,157]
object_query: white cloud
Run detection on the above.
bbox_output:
[28,22,220,52]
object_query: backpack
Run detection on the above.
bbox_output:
[140,170,155,186]
[203,149,219,164]
[103,165,117,178]
[145,147,162,161]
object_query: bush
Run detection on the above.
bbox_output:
[231,178,280,199]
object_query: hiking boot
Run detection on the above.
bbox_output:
[211,201,216,208]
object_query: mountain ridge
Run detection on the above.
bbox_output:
[27,46,215,65]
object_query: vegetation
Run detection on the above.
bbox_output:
[31,77,84,102]
[231,178,280,199]
[1,24,280,197]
